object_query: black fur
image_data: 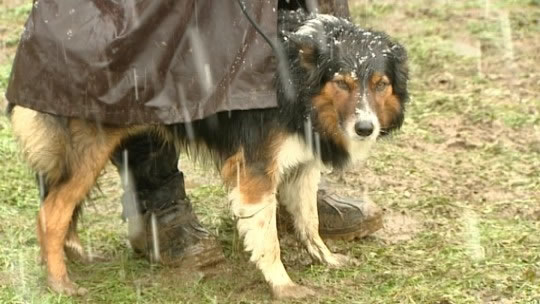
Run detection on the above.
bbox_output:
[280,10,408,132]
[167,10,408,170]
[6,102,15,117]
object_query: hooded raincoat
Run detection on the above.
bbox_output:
[6,0,349,125]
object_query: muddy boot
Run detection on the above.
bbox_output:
[125,173,225,268]
[278,181,383,241]
[316,185,383,240]
[112,134,225,270]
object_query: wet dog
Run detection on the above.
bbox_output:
[10,11,408,299]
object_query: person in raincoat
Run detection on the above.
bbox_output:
[6,0,383,268]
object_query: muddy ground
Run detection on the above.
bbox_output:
[0,0,539,303]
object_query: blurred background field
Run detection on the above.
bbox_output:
[0,0,538,303]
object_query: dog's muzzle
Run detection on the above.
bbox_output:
[351,107,380,141]
[354,120,374,137]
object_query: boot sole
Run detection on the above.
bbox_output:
[319,215,383,241]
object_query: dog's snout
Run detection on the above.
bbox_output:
[354,120,374,137]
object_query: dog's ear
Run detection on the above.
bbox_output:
[283,31,319,69]
[388,41,409,91]
[385,41,409,131]
[389,41,407,63]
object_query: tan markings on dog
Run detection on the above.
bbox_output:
[36,121,132,294]
[311,74,357,149]
[10,106,148,294]
[221,149,245,186]
[63,207,90,263]
[331,74,358,120]
[226,135,296,294]
[221,134,283,205]
[11,107,70,185]
[370,73,402,129]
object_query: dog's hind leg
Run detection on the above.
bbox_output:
[11,107,130,295]
[38,122,129,295]
[63,206,106,264]
[62,207,87,263]
[222,153,315,299]
[36,174,97,264]
[278,162,353,267]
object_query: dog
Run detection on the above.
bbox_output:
[9,10,408,299]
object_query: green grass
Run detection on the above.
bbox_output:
[1,0,539,303]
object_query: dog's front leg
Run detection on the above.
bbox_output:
[228,176,314,299]
[279,162,352,267]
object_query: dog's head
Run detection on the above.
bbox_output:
[281,12,409,165]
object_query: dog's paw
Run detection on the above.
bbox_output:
[272,283,315,299]
[325,253,359,268]
[48,276,88,296]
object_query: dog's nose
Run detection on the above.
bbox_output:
[355,120,374,137]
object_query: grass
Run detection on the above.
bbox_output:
[1,0,539,303]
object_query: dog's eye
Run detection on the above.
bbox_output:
[334,80,351,91]
[375,81,389,93]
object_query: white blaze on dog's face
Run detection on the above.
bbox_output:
[315,71,395,164]
[288,13,408,168]
[337,72,382,163]
[311,71,394,164]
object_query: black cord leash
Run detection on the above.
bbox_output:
[235,0,279,54]
[235,0,295,100]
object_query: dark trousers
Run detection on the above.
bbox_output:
[110,134,187,218]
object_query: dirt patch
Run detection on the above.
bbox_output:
[373,210,421,244]
[497,203,540,221]
[0,271,12,287]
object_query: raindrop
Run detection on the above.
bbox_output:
[86,236,94,263]
[122,149,129,186]
[187,28,213,96]
[499,11,515,63]
[133,68,139,101]
[304,116,313,151]
[275,41,295,100]
[484,0,491,18]
[314,132,321,157]
[150,213,161,262]
[37,172,46,202]
[18,252,27,293]
[305,0,319,13]
[476,41,483,76]
[462,209,485,262]
[177,84,195,141]
[236,161,241,189]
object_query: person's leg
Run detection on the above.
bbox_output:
[110,133,224,268]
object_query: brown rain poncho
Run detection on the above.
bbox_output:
[6,0,349,125]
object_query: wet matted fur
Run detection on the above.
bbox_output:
[9,11,408,299]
